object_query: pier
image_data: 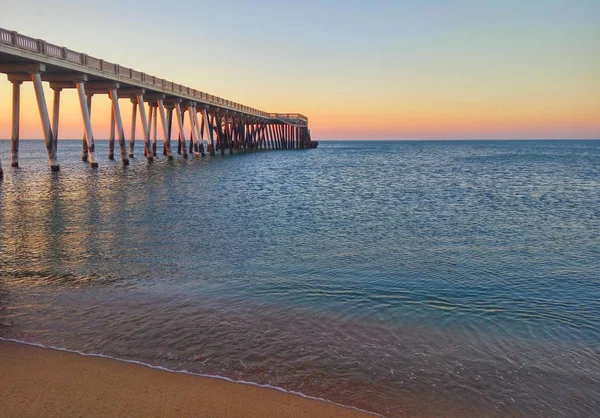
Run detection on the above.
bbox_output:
[0,28,316,179]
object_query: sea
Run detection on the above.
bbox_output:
[1,139,599,417]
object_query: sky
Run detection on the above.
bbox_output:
[0,0,598,140]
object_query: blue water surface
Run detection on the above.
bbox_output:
[1,139,599,417]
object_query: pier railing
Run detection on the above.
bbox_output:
[0,28,276,119]
[269,113,309,122]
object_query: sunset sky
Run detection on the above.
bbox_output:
[0,0,598,140]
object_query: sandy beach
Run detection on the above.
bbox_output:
[0,341,373,417]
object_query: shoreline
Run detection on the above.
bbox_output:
[0,339,376,417]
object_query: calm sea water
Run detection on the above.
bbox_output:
[1,139,599,417]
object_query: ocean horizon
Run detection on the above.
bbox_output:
[1,139,599,417]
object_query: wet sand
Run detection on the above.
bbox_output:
[0,341,374,417]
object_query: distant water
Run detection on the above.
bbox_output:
[1,140,599,417]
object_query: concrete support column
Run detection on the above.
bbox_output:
[256,123,261,150]
[217,114,226,156]
[225,112,233,154]
[251,123,256,149]
[278,125,283,149]
[277,125,281,149]
[136,94,152,161]
[291,125,295,149]
[174,103,188,159]
[231,114,238,151]
[262,124,268,150]
[237,121,241,150]
[257,123,262,149]
[265,124,270,150]
[108,106,115,160]
[213,114,220,153]
[164,104,173,156]
[242,122,248,150]
[75,82,98,168]
[81,94,92,162]
[129,99,137,158]
[177,108,186,155]
[240,121,244,150]
[10,81,21,168]
[265,124,271,149]
[147,105,154,156]
[187,104,200,157]
[31,73,59,171]
[224,114,231,154]
[237,116,243,151]
[247,123,253,149]
[51,88,61,162]
[202,108,215,156]
[197,110,205,153]
[151,104,158,157]
[108,89,129,164]
[192,108,205,157]
[233,115,238,151]
[157,100,173,160]
[268,124,275,150]
[247,121,252,150]
[266,124,270,150]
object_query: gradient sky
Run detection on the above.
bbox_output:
[0,0,598,140]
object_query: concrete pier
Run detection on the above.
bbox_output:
[0,27,316,176]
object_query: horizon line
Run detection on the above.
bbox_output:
[2,138,598,142]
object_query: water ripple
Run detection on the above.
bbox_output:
[1,139,599,417]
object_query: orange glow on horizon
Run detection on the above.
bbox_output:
[0,76,598,141]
